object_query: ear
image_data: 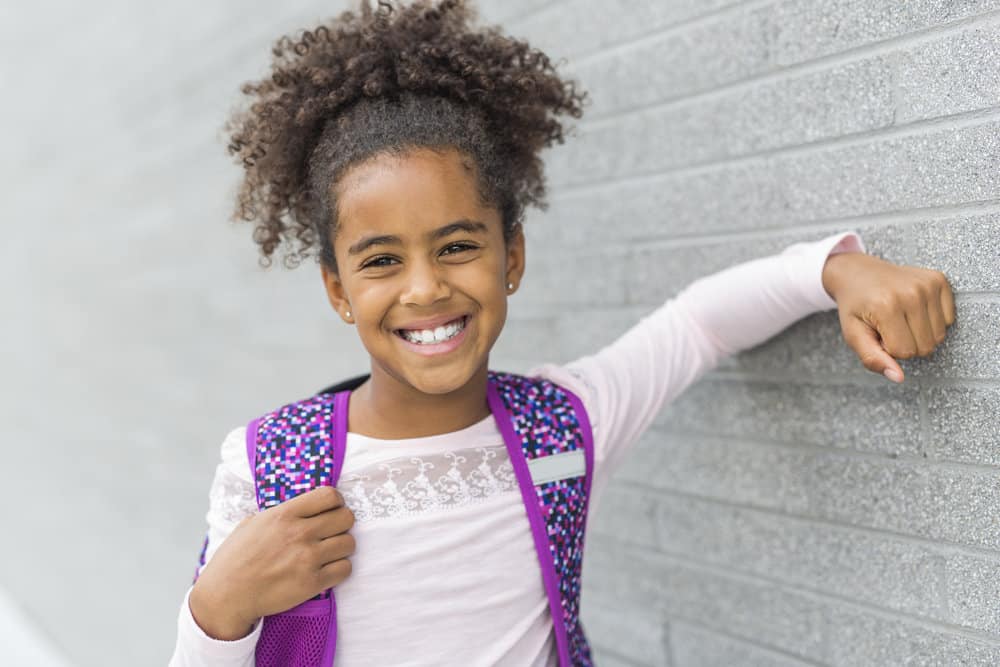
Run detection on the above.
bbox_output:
[320,264,354,324]
[504,223,526,293]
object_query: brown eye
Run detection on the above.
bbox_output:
[441,242,476,255]
[361,255,398,269]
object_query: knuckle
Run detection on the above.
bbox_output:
[901,285,925,306]
[319,486,341,505]
[873,293,898,313]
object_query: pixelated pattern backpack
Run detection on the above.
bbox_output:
[194,370,595,666]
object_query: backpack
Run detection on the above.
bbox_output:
[196,370,595,666]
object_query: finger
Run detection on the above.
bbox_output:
[318,557,353,589]
[318,532,356,565]
[305,506,356,539]
[939,277,956,326]
[286,486,345,518]
[869,305,918,360]
[904,302,937,357]
[926,285,948,345]
[841,316,905,383]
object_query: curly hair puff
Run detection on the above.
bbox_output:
[224,0,587,271]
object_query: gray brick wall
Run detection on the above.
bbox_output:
[0,2,996,665]
[494,1,1000,665]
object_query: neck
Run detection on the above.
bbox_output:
[348,363,492,439]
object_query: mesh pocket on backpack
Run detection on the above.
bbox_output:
[256,597,333,667]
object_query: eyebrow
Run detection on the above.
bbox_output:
[347,219,489,256]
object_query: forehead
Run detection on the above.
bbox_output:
[334,148,499,241]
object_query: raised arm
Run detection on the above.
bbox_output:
[535,231,865,481]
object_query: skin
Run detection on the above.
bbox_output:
[320,147,525,439]
[189,144,956,642]
[821,251,956,383]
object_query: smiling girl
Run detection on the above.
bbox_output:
[169,2,955,666]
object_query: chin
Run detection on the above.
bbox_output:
[404,365,479,396]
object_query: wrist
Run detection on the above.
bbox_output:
[821,251,856,302]
[189,581,258,641]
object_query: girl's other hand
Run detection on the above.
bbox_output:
[821,252,956,383]
[189,486,356,640]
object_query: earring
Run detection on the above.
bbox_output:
[345,310,351,318]
[507,282,514,291]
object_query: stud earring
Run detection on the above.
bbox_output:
[345,311,351,318]
[507,282,514,291]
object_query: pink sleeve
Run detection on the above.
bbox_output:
[169,428,262,666]
[168,587,261,667]
[532,230,865,501]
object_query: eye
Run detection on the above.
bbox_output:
[441,242,477,255]
[360,255,398,269]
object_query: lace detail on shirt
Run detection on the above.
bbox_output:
[209,465,258,525]
[340,445,518,523]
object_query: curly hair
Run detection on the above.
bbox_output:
[224,0,587,271]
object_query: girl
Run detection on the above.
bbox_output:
[169,1,955,665]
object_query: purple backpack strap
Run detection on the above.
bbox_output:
[487,371,595,667]
[247,390,349,667]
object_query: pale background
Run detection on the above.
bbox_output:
[1,1,999,665]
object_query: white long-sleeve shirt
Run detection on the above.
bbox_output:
[170,231,866,666]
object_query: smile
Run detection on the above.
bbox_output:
[396,316,467,344]
[394,316,469,356]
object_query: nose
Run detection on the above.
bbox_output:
[399,258,451,306]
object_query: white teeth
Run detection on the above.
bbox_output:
[401,317,465,344]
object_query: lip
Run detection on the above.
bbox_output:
[394,315,470,357]
[394,313,468,332]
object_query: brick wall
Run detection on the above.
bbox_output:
[484,1,1000,665]
[0,1,996,665]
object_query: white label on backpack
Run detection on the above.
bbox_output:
[527,449,586,485]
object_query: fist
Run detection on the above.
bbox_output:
[191,486,356,638]
[822,252,956,383]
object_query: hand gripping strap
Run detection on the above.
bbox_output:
[249,390,349,667]
[487,371,595,667]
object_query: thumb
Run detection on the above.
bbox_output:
[841,315,905,383]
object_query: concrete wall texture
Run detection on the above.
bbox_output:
[1,1,997,665]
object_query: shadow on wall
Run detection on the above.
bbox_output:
[0,587,76,667]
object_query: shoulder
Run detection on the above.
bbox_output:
[499,365,600,432]
[218,426,251,483]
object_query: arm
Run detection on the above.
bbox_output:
[170,429,358,666]
[534,231,864,485]
[169,428,262,667]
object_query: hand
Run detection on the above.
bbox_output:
[821,252,956,383]
[189,486,356,640]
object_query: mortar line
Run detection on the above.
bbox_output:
[549,105,1000,195]
[584,643,645,666]
[537,199,1000,252]
[574,9,1000,128]
[509,0,772,64]
[651,424,1000,475]
[602,481,1000,561]
[624,200,1000,248]
[657,617,822,667]
[503,0,575,29]
[591,537,1000,646]
[591,615,822,667]
[703,368,1000,388]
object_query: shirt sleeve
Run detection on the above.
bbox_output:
[169,427,262,667]
[532,230,866,503]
